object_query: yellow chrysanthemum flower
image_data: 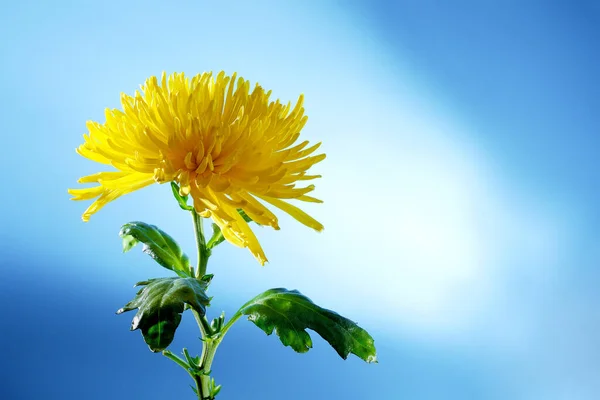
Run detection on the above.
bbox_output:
[69,71,325,265]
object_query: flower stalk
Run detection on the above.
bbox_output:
[179,209,229,399]
[192,210,210,278]
[191,211,218,399]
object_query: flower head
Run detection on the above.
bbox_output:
[69,71,325,264]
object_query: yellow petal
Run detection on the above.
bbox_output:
[256,195,323,232]
[72,173,155,221]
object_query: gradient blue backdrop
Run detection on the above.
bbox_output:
[1,1,598,399]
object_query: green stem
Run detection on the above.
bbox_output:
[164,302,241,399]
[163,206,222,399]
[182,348,206,400]
[199,343,216,397]
[192,310,211,362]
[191,210,210,278]
[196,310,245,394]
[177,208,243,398]
[196,376,206,400]
[190,209,216,399]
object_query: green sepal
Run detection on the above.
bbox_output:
[238,288,377,363]
[171,182,193,211]
[206,223,225,250]
[119,221,192,278]
[237,209,253,223]
[206,209,254,250]
[208,377,222,397]
[183,348,200,367]
[117,277,211,352]
[200,274,214,286]
[210,311,225,333]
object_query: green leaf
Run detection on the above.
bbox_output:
[237,288,377,363]
[117,277,210,352]
[120,222,192,277]
[171,182,193,211]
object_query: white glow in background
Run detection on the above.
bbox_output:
[1,1,589,397]
[159,1,570,342]
[16,0,566,339]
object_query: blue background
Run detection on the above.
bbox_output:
[1,1,598,399]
